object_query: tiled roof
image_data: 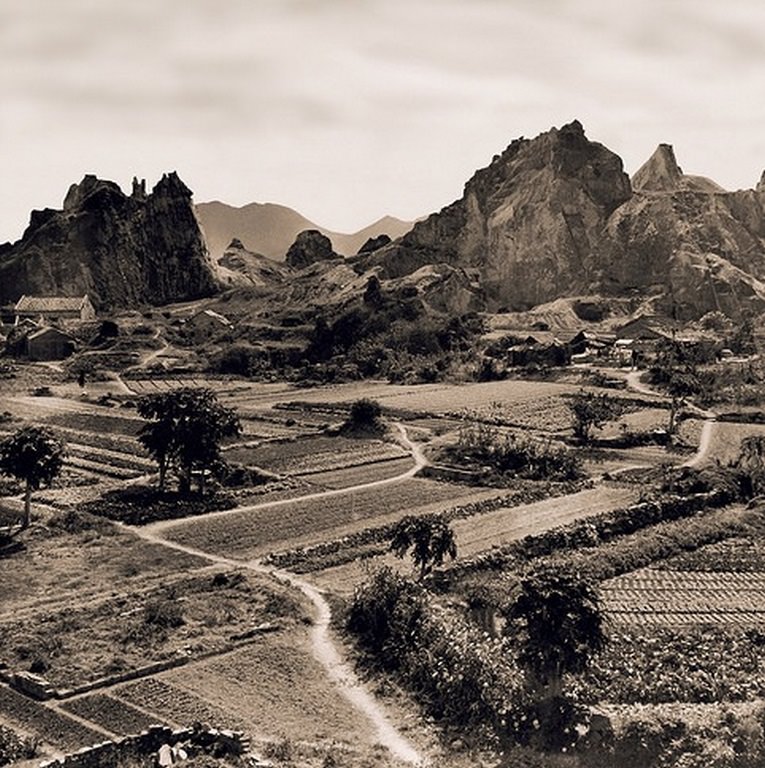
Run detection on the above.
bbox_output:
[28,326,75,341]
[15,295,87,313]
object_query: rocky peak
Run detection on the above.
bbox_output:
[285,230,338,270]
[227,238,245,250]
[0,172,216,309]
[632,144,684,192]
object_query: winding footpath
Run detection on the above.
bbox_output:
[129,423,428,766]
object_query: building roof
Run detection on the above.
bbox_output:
[15,295,89,313]
[191,309,232,325]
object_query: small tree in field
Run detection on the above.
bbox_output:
[390,515,457,579]
[735,435,765,497]
[0,426,65,531]
[137,387,241,494]
[568,390,616,442]
[503,569,605,699]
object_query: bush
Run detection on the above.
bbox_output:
[0,724,37,766]
[143,596,184,629]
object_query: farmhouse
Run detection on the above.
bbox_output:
[25,326,76,361]
[14,295,96,325]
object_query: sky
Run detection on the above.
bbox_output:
[3,0,765,243]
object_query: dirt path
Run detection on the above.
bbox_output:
[128,526,425,765]
[127,423,428,765]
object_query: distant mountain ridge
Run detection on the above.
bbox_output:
[195,200,414,260]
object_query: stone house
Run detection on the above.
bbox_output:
[186,309,233,338]
[14,295,96,325]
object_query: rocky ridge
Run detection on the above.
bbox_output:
[0,173,216,309]
[363,121,765,320]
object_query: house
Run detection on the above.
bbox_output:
[14,295,96,325]
[186,309,233,338]
[507,339,570,367]
[569,330,617,357]
[25,326,76,361]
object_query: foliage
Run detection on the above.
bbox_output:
[452,420,582,482]
[503,569,605,697]
[137,387,241,494]
[0,425,65,530]
[735,435,765,497]
[389,515,457,579]
[0,724,37,766]
[344,398,383,433]
[568,390,618,442]
[207,343,267,377]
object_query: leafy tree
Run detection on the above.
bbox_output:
[390,515,457,579]
[568,390,617,442]
[137,387,241,494]
[503,569,605,698]
[735,435,765,497]
[0,426,65,531]
[344,398,383,433]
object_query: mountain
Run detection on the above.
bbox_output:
[0,173,216,310]
[362,121,765,320]
[195,200,413,260]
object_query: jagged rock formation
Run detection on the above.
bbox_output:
[285,230,338,270]
[215,238,290,288]
[364,121,765,320]
[357,234,392,254]
[367,121,632,311]
[0,173,216,309]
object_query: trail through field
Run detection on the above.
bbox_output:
[144,422,428,535]
[126,423,427,765]
[621,370,718,468]
[128,527,425,765]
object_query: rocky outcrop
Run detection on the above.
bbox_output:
[285,230,338,270]
[357,234,391,254]
[363,122,765,319]
[0,173,217,309]
[367,121,632,311]
[215,238,289,288]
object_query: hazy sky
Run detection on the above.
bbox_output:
[3,0,765,243]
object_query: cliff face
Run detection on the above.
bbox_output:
[0,173,217,309]
[369,121,632,311]
[366,123,765,319]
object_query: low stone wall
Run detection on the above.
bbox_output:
[39,724,249,768]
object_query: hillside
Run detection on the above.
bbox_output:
[0,174,216,310]
[363,121,765,320]
[196,200,413,260]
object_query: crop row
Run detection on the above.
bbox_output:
[67,444,153,473]
[166,478,481,559]
[116,678,246,731]
[50,425,144,456]
[61,693,162,735]
[0,684,104,750]
[65,455,142,479]
[45,411,142,437]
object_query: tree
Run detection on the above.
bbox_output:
[568,390,617,442]
[343,398,384,434]
[735,435,765,497]
[137,387,241,494]
[0,426,65,531]
[389,515,457,579]
[665,367,700,437]
[503,569,605,699]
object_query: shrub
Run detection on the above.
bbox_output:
[143,596,184,629]
[0,724,37,766]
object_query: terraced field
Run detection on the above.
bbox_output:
[601,569,765,626]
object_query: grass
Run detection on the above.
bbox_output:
[0,569,307,688]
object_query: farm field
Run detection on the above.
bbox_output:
[163,478,490,560]
[698,421,765,467]
[61,693,163,735]
[309,484,639,594]
[0,568,307,688]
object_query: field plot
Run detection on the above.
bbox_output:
[0,684,105,751]
[0,523,207,624]
[0,569,306,688]
[156,631,379,746]
[601,569,765,626]
[225,435,408,475]
[307,457,414,490]
[123,377,237,395]
[698,421,765,466]
[116,677,247,731]
[61,693,163,735]
[164,478,487,559]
